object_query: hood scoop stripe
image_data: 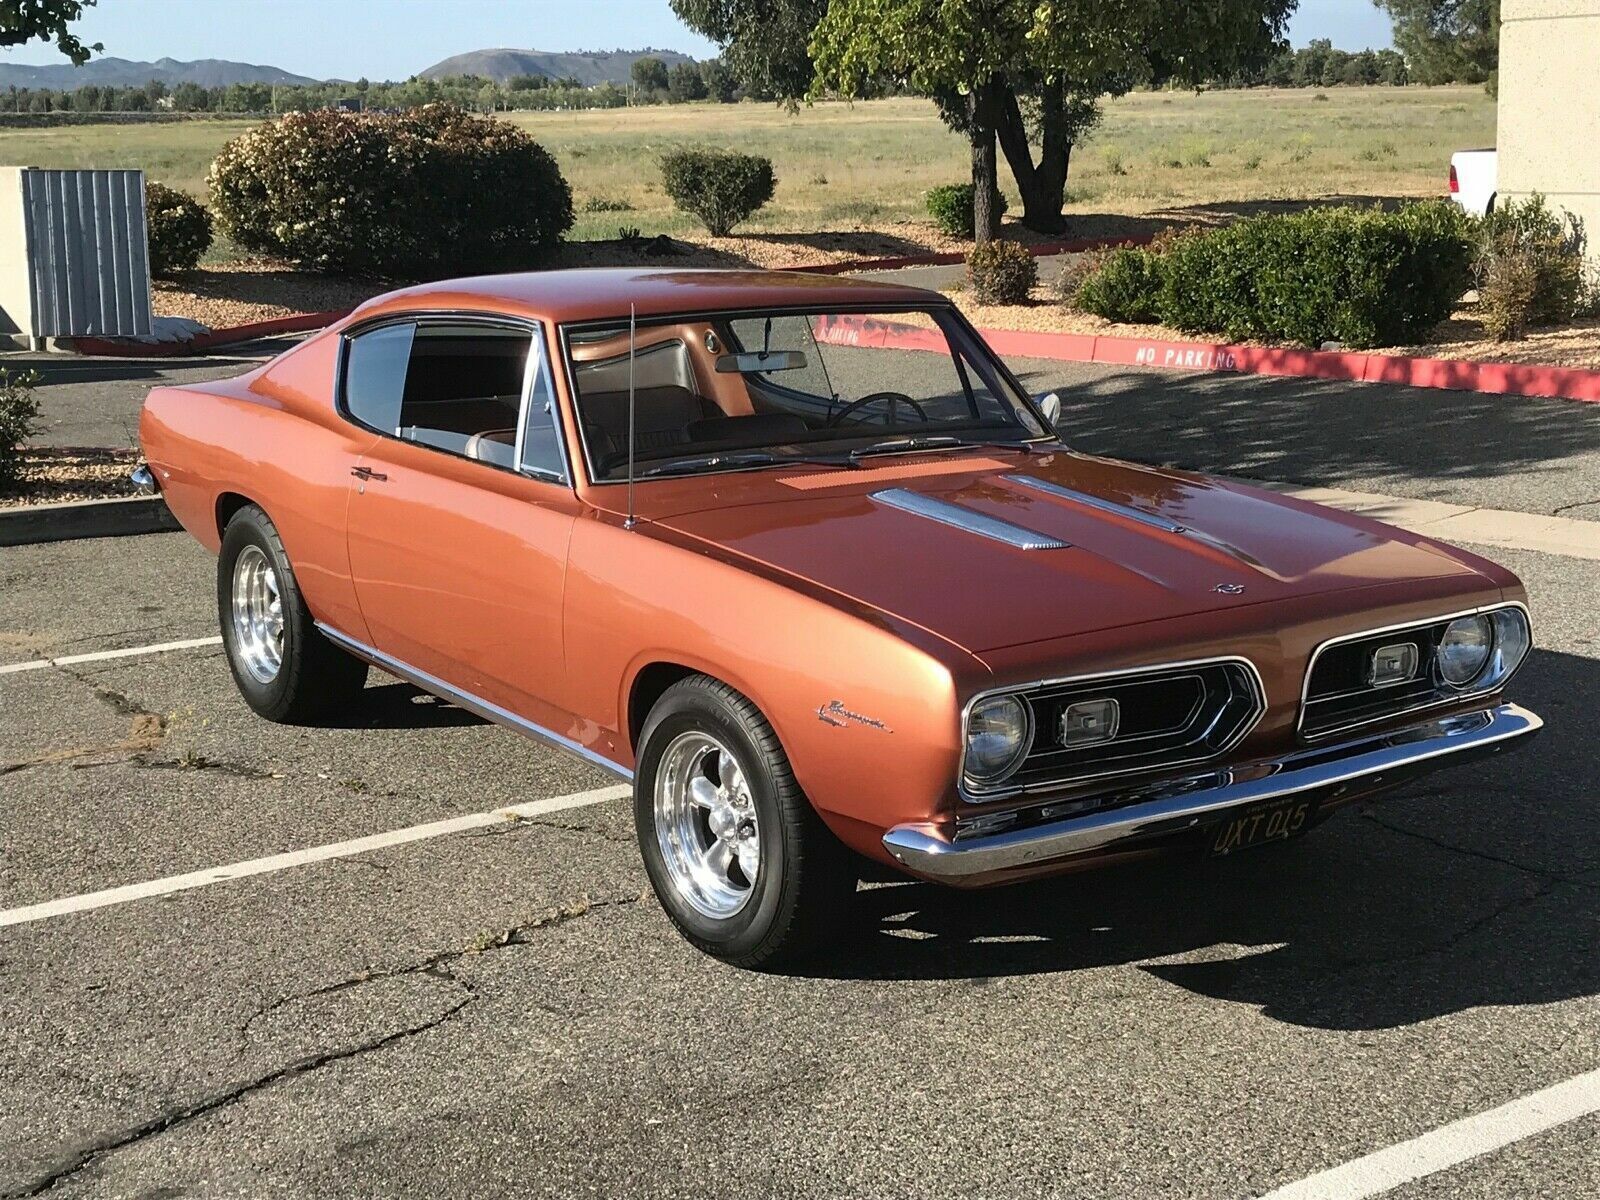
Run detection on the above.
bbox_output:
[872,488,1071,551]
[1002,474,1189,533]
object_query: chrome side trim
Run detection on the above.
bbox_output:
[315,623,633,783]
[959,655,1268,803]
[130,464,158,494]
[1002,473,1186,534]
[1298,601,1532,741]
[872,487,1071,551]
[888,702,1542,880]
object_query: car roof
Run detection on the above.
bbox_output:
[347,267,945,327]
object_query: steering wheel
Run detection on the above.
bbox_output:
[824,391,931,428]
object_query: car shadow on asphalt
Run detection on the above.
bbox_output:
[789,648,1597,1031]
[324,681,489,730]
[1006,363,1600,499]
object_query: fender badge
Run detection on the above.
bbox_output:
[1213,582,1246,595]
[816,700,892,732]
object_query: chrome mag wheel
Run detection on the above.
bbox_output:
[230,544,284,684]
[654,731,761,919]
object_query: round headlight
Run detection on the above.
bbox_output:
[965,694,1031,785]
[1437,614,1493,686]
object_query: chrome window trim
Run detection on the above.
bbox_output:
[1297,600,1532,741]
[959,655,1268,803]
[872,487,1071,551]
[336,309,573,489]
[315,623,632,782]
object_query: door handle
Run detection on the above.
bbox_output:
[350,466,388,482]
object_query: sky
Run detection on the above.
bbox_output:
[0,0,1395,79]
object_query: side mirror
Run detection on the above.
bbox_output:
[1037,391,1062,427]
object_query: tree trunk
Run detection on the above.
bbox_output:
[995,84,1071,235]
[967,85,1001,243]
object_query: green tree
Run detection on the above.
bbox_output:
[809,0,1294,239]
[671,0,826,101]
[668,60,708,102]
[700,56,739,101]
[0,0,99,65]
[631,55,670,99]
[1374,0,1498,84]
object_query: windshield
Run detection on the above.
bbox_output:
[564,307,1049,481]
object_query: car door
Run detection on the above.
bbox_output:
[339,314,581,729]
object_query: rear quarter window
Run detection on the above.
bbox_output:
[342,323,415,434]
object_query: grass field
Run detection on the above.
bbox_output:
[0,87,1495,252]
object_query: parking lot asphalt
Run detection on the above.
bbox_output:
[1,529,1596,1199]
[19,329,1600,522]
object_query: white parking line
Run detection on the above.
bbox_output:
[0,636,223,676]
[0,783,631,929]
[1258,1067,1600,1199]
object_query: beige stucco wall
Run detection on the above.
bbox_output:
[0,167,34,341]
[1498,0,1600,242]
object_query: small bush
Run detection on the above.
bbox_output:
[144,182,212,277]
[1155,201,1475,348]
[659,148,774,236]
[0,368,41,492]
[1475,194,1586,334]
[1076,246,1165,324]
[582,195,634,213]
[1053,249,1109,310]
[926,183,1009,239]
[1479,247,1541,341]
[209,104,574,276]
[965,240,1037,305]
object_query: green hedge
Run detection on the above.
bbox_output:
[208,104,573,276]
[144,182,212,277]
[659,148,775,236]
[1076,202,1476,348]
[926,183,1009,239]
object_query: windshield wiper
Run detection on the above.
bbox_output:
[848,435,1042,462]
[635,450,859,479]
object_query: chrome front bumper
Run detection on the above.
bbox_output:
[882,702,1542,882]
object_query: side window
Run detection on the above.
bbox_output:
[396,323,531,465]
[343,322,414,435]
[519,335,565,480]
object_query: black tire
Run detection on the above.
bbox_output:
[217,504,367,723]
[634,675,858,968]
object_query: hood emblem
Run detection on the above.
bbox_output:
[1213,582,1246,595]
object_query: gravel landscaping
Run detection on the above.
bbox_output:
[0,448,139,509]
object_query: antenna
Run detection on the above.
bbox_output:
[624,303,637,531]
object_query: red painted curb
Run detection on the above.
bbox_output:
[815,314,1600,406]
[71,308,352,358]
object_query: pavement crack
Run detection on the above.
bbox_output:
[1359,808,1576,882]
[136,754,279,781]
[9,990,474,1199]
[1550,497,1600,517]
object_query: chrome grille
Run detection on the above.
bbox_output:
[966,659,1265,799]
[1300,608,1522,739]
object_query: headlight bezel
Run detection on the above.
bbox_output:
[961,692,1033,788]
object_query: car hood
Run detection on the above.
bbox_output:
[641,450,1494,654]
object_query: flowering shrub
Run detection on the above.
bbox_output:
[208,105,573,276]
[144,182,212,277]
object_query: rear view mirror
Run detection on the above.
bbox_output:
[1038,391,1062,427]
[716,350,807,374]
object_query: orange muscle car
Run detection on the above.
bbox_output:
[137,269,1541,965]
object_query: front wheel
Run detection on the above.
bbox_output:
[217,504,367,723]
[635,675,858,968]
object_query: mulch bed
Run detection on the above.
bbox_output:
[0,448,140,509]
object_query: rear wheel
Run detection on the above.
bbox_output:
[635,675,858,968]
[217,504,367,723]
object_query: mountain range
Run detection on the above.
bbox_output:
[0,48,699,92]
[0,56,318,89]
[416,47,696,85]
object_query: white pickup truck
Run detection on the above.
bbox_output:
[1449,148,1497,216]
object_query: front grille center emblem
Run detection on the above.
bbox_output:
[1213,582,1246,595]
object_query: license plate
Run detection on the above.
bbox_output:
[1209,798,1314,856]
